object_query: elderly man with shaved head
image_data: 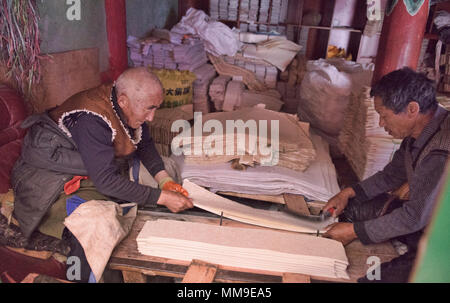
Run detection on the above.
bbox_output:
[11,67,193,282]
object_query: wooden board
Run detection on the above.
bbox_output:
[108,210,399,283]
[283,193,311,216]
[33,48,101,112]
[218,191,286,204]
[182,260,218,283]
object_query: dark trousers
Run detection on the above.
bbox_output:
[340,194,423,283]
[62,228,92,283]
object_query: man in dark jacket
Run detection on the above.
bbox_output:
[323,67,449,282]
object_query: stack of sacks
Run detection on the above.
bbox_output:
[269,0,281,24]
[239,0,250,21]
[172,132,339,202]
[228,0,239,21]
[209,75,231,111]
[219,0,229,20]
[224,55,278,89]
[173,38,208,71]
[248,0,259,32]
[338,87,402,180]
[174,107,316,172]
[258,0,270,31]
[127,36,144,66]
[279,0,289,23]
[192,64,217,114]
[210,0,219,20]
[127,35,208,72]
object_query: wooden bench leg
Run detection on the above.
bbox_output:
[282,273,311,283]
[182,260,218,283]
[122,270,147,283]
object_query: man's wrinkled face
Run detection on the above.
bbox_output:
[374,96,414,139]
[121,88,163,129]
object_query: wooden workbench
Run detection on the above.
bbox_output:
[108,209,399,283]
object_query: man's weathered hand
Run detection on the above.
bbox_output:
[323,222,357,246]
[162,180,189,197]
[157,190,194,213]
[322,187,356,217]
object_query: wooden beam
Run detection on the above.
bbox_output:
[283,193,311,216]
[182,260,218,283]
[282,272,311,283]
[122,270,147,283]
[6,247,53,260]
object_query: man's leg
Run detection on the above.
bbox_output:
[340,195,423,282]
[339,193,394,223]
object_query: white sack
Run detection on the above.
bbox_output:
[171,8,241,57]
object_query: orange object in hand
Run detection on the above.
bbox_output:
[162,181,189,197]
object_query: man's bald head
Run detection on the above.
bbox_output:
[115,67,164,129]
[115,67,163,104]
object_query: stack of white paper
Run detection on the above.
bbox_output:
[338,87,402,180]
[173,131,339,202]
[228,0,239,21]
[192,64,217,114]
[209,75,232,111]
[249,0,259,22]
[219,0,229,20]
[137,219,349,279]
[270,0,281,24]
[239,0,250,21]
[209,0,220,20]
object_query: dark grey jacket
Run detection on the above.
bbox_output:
[11,112,88,239]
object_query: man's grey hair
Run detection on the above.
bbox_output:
[115,67,163,103]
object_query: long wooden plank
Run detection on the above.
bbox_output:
[218,191,286,204]
[182,260,218,283]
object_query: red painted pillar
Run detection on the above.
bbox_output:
[103,0,128,83]
[373,0,429,83]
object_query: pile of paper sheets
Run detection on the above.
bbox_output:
[239,0,249,21]
[228,0,239,21]
[192,64,217,114]
[137,219,349,279]
[175,107,317,172]
[182,179,335,232]
[219,0,228,20]
[173,132,339,202]
[209,75,232,111]
[223,55,278,88]
[210,0,219,20]
[127,35,208,72]
[276,81,301,114]
[338,87,402,180]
